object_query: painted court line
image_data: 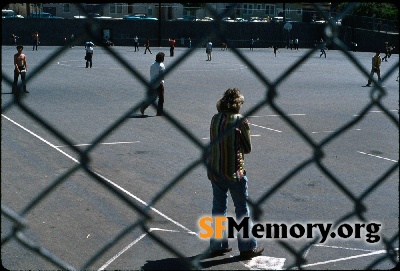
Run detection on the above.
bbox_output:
[250,123,282,133]
[314,244,381,252]
[2,114,196,235]
[98,228,180,270]
[249,114,306,118]
[298,249,392,268]
[55,141,141,148]
[3,114,396,270]
[357,151,398,163]
[312,129,361,134]
[2,114,79,163]
[353,109,398,116]
[299,245,399,269]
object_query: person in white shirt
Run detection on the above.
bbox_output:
[206,40,213,61]
[140,52,166,116]
[85,41,96,68]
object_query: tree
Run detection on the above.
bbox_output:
[338,2,398,20]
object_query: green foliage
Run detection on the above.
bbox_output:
[338,2,398,20]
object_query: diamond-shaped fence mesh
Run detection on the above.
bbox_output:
[1,3,399,270]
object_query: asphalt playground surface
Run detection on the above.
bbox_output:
[1,44,399,270]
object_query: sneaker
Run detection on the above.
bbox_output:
[23,90,29,93]
[140,107,144,115]
[208,247,232,257]
[365,84,371,87]
[240,247,264,259]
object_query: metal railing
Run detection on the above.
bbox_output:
[2,3,399,270]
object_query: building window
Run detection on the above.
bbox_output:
[243,4,253,15]
[63,3,70,13]
[286,8,291,15]
[296,9,302,15]
[110,3,122,14]
[257,4,262,11]
[265,4,275,16]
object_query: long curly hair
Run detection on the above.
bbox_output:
[216,88,244,113]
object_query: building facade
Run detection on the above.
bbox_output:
[3,3,331,22]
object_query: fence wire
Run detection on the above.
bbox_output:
[1,3,399,270]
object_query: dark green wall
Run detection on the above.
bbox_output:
[2,18,398,52]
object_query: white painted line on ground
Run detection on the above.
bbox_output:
[311,130,334,134]
[370,110,398,113]
[312,129,361,134]
[2,114,79,163]
[357,151,398,163]
[2,114,196,235]
[98,228,180,270]
[299,249,389,268]
[314,244,380,252]
[3,113,396,270]
[250,123,282,133]
[354,109,398,116]
[55,141,141,148]
[243,256,286,270]
[249,114,306,118]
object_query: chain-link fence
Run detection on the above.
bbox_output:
[2,3,399,270]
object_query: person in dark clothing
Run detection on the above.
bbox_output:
[144,38,152,54]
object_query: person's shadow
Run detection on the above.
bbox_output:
[141,253,242,270]
[129,113,154,118]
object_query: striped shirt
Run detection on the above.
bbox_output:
[207,112,251,182]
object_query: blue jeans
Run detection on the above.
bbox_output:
[210,176,257,252]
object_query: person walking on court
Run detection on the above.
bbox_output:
[70,34,75,48]
[134,36,139,52]
[319,38,326,58]
[140,52,165,116]
[294,38,299,50]
[85,41,96,68]
[11,34,19,46]
[206,40,213,61]
[144,38,152,54]
[168,38,176,57]
[273,45,279,57]
[32,31,39,51]
[366,50,382,87]
[13,45,29,94]
[206,88,264,259]
[382,42,394,62]
[250,38,254,50]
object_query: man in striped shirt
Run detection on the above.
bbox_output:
[207,88,264,258]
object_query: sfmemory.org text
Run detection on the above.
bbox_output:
[198,217,381,243]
